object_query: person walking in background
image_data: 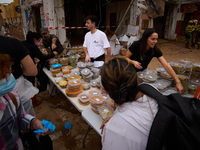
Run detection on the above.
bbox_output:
[21,31,58,107]
[41,27,65,55]
[83,15,111,63]
[125,28,184,94]
[100,58,158,150]
[185,20,195,49]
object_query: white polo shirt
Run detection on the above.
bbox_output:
[83,29,110,59]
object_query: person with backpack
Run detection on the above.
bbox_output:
[0,53,52,149]
[100,57,158,150]
[125,28,184,94]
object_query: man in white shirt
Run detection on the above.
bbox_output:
[83,15,111,63]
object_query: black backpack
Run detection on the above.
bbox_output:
[138,83,200,150]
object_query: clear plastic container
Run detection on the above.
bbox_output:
[50,68,61,74]
[85,62,94,68]
[151,79,172,92]
[102,94,115,109]
[98,104,114,121]
[81,82,90,90]
[90,95,104,105]
[88,90,101,97]
[49,58,58,65]
[59,57,68,65]
[65,86,83,97]
[62,67,71,74]
[190,78,200,86]
[67,75,82,81]
[81,68,91,76]
[160,71,173,80]
[143,73,157,82]
[68,55,78,68]
[49,131,63,141]
[192,63,200,72]
[78,93,90,104]
[188,84,197,95]
[77,62,86,68]
[59,80,68,88]
[90,80,97,88]
[54,77,63,84]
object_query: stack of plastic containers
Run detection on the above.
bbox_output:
[65,79,82,97]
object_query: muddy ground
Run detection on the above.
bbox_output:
[35,38,200,150]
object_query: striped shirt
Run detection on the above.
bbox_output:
[0,91,34,150]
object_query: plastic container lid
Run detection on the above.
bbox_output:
[160,71,173,80]
[50,68,61,74]
[90,80,97,87]
[144,73,157,82]
[65,86,83,97]
[77,62,86,68]
[78,93,90,103]
[156,67,166,73]
[68,79,82,87]
[102,94,115,108]
[85,62,94,67]
[89,90,101,97]
[89,95,104,105]
[98,104,114,120]
[67,75,81,81]
[81,68,91,76]
[59,80,68,88]
[54,77,63,84]
[151,79,172,91]
[49,58,58,65]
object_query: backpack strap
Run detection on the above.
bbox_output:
[7,92,18,109]
[138,83,164,101]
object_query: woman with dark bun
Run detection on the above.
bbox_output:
[125,28,183,94]
[100,57,158,150]
[22,31,57,107]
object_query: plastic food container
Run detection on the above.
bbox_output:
[59,80,68,88]
[143,73,157,82]
[188,84,197,95]
[50,68,61,74]
[67,75,82,81]
[169,62,185,73]
[62,67,71,74]
[68,55,77,68]
[151,79,172,92]
[98,104,114,121]
[90,80,97,88]
[59,57,68,66]
[162,87,178,95]
[160,71,173,80]
[156,67,166,74]
[90,95,104,110]
[65,86,83,97]
[77,62,86,69]
[81,82,90,90]
[78,93,90,104]
[54,77,63,84]
[67,79,82,92]
[81,68,91,76]
[100,86,107,94]
[192,63,200,72]
[89,90,101,97]
[85,62,94,68]
[49,58,58,65]
[102,94,115,109]
[190,78,200,86]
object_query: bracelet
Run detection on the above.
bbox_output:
[132,60,135,65]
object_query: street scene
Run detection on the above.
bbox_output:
[0,0,200,150]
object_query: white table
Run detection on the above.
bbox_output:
[43,67,102,148]
[81,108,102,136]
[43,67,92,112]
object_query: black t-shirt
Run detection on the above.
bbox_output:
[42,34,63,54]
[21,41,55,62]
[0,36,29,79]
[129,42,163,71]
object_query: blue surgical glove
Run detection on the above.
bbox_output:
[34,119,56,134]
[65,121,72,130]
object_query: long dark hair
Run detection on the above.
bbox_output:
[136,28,161,60]
[26,31,42,44]
[100,58,138,105]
